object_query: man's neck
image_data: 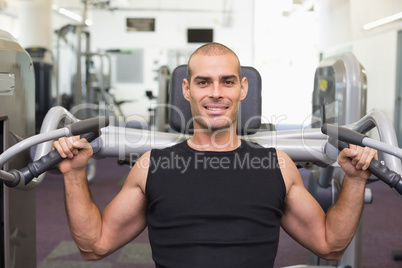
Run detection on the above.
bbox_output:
[187,129,241,152]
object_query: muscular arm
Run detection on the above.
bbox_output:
[279,145,376,260]
[54,137,149,260]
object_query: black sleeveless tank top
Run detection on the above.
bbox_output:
[146,140,286,268]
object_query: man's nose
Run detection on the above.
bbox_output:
[209,83,223,99]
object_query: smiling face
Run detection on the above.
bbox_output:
[182,51,248,133]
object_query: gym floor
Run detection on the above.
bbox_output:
[36,158,402,268]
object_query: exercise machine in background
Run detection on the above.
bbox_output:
[25,47,53,134]
[145,65,171,131]
[307,53,369,268]
[0,30,401,268]
[0,30,36,268]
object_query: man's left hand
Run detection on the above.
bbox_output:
[337,145,378,181]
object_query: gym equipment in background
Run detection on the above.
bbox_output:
[25,47,53,134]
[0,29,36,268]
[0,30,401,268]
[308,52,368,268]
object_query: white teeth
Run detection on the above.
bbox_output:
[206,107,226,111]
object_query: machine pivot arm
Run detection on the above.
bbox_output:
[322,123,402,195]
[322,123,366,147]
[9,131,101,187]
[0,116,109,189]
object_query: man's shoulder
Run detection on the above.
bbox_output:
[150,140,188,156]
[241,139,277,153]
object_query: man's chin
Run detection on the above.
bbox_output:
[192,115,236,131]
[206,120,236,132]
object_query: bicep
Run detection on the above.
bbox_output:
[97,152,150,254]
[278,150,327,254]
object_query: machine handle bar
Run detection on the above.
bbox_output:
[323,124,402,195]
[68,116,109,136]
[321,123,367,147]
[3,116,109,188]
[8,131,101,187]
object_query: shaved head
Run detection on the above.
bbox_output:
[187,43,242,81]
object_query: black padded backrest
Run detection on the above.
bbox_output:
[168,65,262,135]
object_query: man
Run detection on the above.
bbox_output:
[54,43,377,267]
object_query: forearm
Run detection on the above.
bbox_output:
[324,175,366,257]
[63,169,105,259]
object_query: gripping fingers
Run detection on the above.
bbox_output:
[350,146,377,170]
[54,136,80,158]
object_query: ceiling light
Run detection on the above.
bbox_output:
[363,12,402,30]
[58,8,82,22]
[52,5,92,26]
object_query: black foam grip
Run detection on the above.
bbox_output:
[327,137,402,195]
[68,117,109,136]
[322,123,366,147]
[394,180,402,196]
[367,159,402,194]
[21,131,101,185]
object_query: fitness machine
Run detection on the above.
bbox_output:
[0,31,401,268]
[0,30,36,268]
[312,53,367,128]
[25,47,53,134]
[308,53,368,268]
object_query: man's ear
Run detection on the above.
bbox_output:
[240,77,248,101]
[182,78,190,101]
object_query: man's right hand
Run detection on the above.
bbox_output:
[53,136,93,175]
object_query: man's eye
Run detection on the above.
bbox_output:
[224,80,235,85]
[197,81,208,86]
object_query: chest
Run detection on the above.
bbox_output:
[146,156,286,221]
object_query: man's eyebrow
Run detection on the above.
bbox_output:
[192,75,238,81]
[193,76,212,81]
[220,75,238,80]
